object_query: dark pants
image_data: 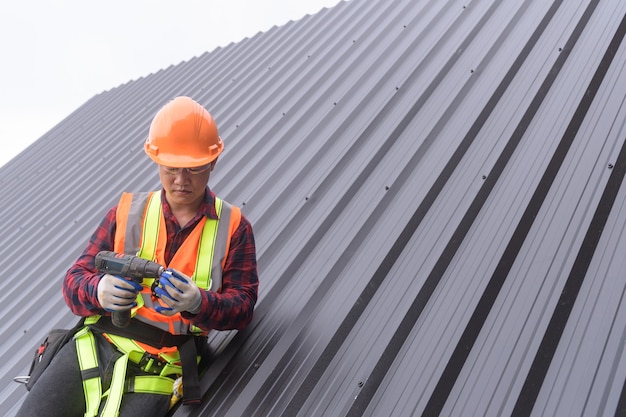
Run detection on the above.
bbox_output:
[17,333,171,417]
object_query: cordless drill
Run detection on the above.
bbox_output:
[94,251,164,328]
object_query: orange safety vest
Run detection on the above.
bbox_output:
[112,190,241,338]
[73,191,241,414]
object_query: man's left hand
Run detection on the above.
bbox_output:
[154,269,202,315]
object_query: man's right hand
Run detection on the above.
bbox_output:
[97,274,143,312]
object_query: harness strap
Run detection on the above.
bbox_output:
[128,376,175,395]
[75,328,102,417]
[101,353,129,417]
[98,356,174,416]
[178,337,201,404]
[106,333,182,377]
[90,315,192,347]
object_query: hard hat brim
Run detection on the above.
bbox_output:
[144,138,223,167]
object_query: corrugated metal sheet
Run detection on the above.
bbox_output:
[2,0,626,416]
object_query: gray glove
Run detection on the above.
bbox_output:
[154,269,202,315]
[97,274,143,312]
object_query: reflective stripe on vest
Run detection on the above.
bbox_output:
[136,191,162,268]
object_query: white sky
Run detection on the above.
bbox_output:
[0,0,342,168]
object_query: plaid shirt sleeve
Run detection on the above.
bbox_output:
[63,207,117,317]
[63,191,259,332]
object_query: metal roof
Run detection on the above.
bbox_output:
[2,0,626,416]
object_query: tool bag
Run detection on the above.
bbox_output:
[14,318,85,390]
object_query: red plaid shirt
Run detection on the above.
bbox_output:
[63,188,258,331]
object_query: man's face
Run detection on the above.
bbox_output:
[158,161,215,208]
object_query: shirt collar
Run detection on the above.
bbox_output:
[160,187,219,223]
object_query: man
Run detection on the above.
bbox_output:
[18,96,259,416]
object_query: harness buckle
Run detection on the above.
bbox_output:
[138,353,166,375]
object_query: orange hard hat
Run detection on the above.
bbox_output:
[144,96,224,167]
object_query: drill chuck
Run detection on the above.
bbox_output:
[95,251,164,281]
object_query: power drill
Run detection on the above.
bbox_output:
[94,251,164,328]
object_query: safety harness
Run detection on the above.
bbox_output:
[74,315,202,415]
[73,192,239,416]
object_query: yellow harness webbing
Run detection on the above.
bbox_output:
[74,327,102,417]
[101,352,129,416]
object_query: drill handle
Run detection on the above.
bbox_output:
[112,311,132,328]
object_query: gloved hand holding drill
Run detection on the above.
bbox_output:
[153,269,202,315]
[97,274,143,312]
